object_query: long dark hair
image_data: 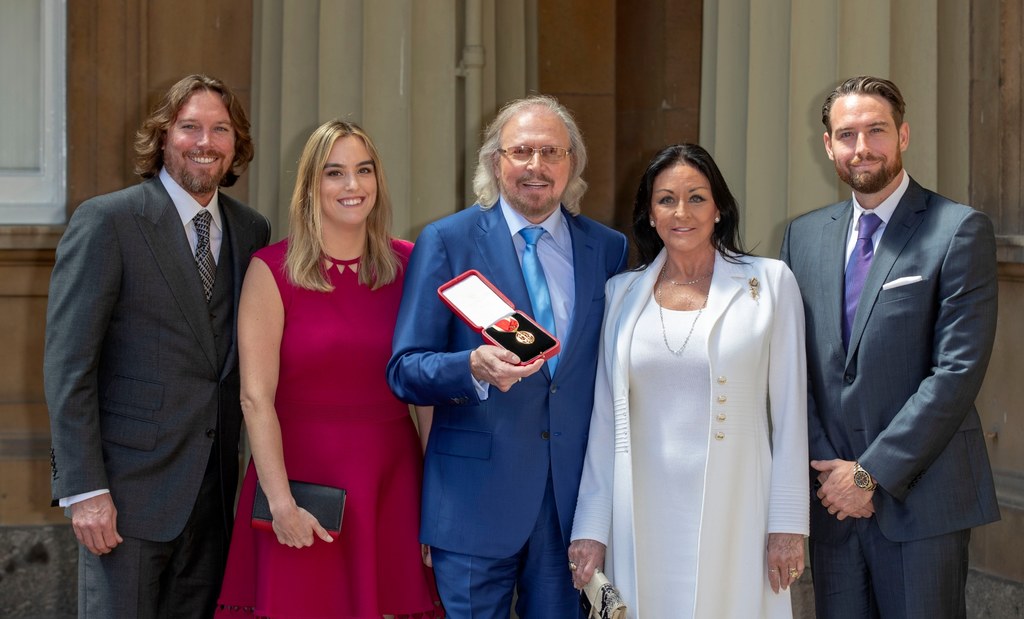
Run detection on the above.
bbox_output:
[631,143,748,269]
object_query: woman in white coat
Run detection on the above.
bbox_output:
[569,144,809,618]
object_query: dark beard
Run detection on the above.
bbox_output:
[836,153,902,195]
[178,167,223,195]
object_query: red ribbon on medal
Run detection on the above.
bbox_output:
[492,316,519,332]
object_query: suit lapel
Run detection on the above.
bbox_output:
[559,210,598,372]
[701,253,746,334]
[824,202,853,356]
[846,181,928,359]
[612,253,663,384]
[133,179,219,371]
[473,206,533,310]
[218,197,253,380]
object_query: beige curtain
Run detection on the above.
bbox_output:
[249,0,537,241]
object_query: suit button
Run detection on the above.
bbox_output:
[206,428,216,439]
[541,431,550,440]
[550,385,558,394]
[717,376,727,384]
[844,374,854,384]
[717,414,727,422]
[715,432,725,440]
[717,395,727,404]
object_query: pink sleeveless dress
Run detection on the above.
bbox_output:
[216,239,442,619]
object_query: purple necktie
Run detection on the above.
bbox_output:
[843,212,882,350]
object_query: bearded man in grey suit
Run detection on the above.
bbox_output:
[44,74,271,618]
[780,76,1000,618]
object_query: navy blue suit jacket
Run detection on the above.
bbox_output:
[388,204,627,557]
[781,178,1000,544]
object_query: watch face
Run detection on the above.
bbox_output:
[854,467,874,490]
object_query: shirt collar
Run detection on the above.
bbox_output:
[851,169,910,225]
[498,196,570,249]
[159,167,223,231]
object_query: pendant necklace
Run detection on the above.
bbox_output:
[656,264,710,356]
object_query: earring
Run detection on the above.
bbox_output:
[649,219,656,227]
[714,216,721,223]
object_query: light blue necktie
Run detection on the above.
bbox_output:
[519,227,557,373]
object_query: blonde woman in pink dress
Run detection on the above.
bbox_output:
[216,120,443,618]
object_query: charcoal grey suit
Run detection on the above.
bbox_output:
[780,177,1000,618]
[45,176,270,617]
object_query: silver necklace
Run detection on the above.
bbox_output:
[663,270,714,286]
[656,266,709,356]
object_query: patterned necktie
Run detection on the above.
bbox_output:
[193,210,216,302]
[843,212,882,350]
[519,227,557,373]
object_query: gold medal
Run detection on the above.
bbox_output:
[515,330,536,345]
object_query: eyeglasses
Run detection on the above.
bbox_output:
[498,145,571,164]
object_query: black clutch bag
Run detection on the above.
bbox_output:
[251,480,346,537]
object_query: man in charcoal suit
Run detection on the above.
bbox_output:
[780,75,1000,618]
[45,74,270,618]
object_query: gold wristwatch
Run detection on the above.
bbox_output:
[852,461,877,491]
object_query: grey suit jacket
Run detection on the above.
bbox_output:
[780,177,1000,543]
[45,177,270,542]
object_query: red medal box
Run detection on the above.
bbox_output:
[438,270,560,365]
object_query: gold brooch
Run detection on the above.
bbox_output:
[748,277,760,300]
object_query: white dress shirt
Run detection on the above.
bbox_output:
[843,170,910,265]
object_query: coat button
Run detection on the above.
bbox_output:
[541,431,550,440]
[844,374,854,384]
[717,395,727,404]
[715,432,725,440]
[717,414,727,422]
[206,428,216,439]
[717,376,727,384]
[550,385,558,394]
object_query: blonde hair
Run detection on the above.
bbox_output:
[284,120,399,291]
[472,94,588,214]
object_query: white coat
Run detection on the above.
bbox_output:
[571,249,810,618]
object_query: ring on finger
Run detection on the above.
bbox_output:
[789,568,800,579]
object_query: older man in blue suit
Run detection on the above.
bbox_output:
[388,95,627,618]
[781,76,1000,618]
